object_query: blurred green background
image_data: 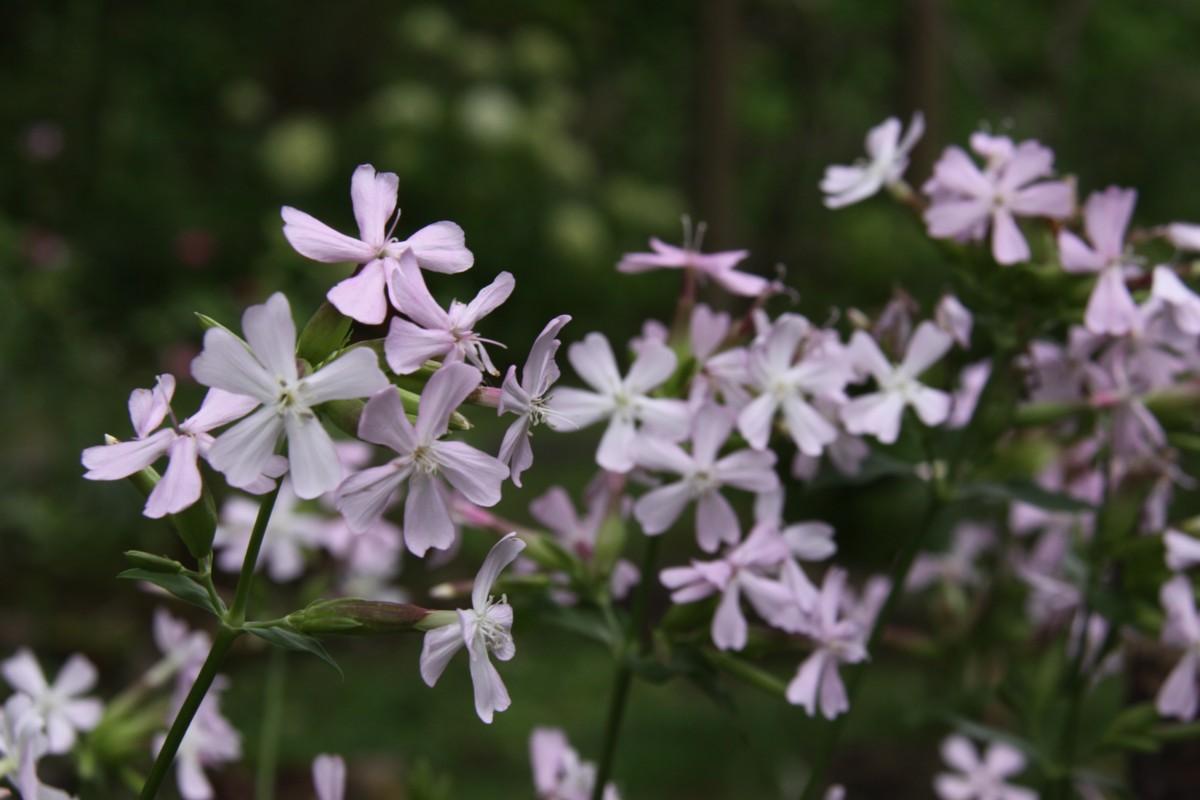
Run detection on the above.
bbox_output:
[4,1,1200,797]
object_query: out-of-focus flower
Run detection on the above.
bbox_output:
[785,569,868,719]
[0,695,74,800]
[191,292,389,498]
[820,112,924,209]
[908,523,994,592]
[156,681,241,800]
[841,321,953,444]
[282,163,473,324]
[933,735,1036,800]
[1057,187,1140,336]
[499,314,571,486]
[617,220,769,297]
[530,727,619,800]
[337,366,508,556]
[947,359,992,430]
[1,650,103,754]
[385,251,514,375]
[1157,574,1200,720]
[753,489,836,562]
[214,481,326,582]
[924,138,1073,265]
[936,294,973,349]
[1166,530,1200,572]
[546,333,690,472]
[634,404,778,552]
[147,609,211,689]
[1150,266,1200,336]
[1165,222,1200,252]
[420,533,525,723]
[313,754,346,800]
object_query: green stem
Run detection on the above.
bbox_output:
[139,626,239,799]
[229,484,282,625]
[255,648,288,800]
[799,485,945,800]
[591,535,661,800]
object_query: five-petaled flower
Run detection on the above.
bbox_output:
[933,735,1036,800]
[1057,186,1141,336]
[617,218,770,297]
[820,112,925,209]
[1,649,103,755]
[498,314,571,486]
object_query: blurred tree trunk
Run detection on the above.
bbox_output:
[694,0,738,249]
[903,0,944,179]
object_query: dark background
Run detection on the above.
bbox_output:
[3,1,1200,797]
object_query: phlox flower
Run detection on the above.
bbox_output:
[312,754,346,800]
[634,404,779,552]
[546,332,690,473]
[924,138,1073,265]
[191,292,389,499]
[785,568,867,719]
[738,314,854,456]
[1057,186,1141,336]
[841,321,953,444]
[0,695,74,800]
[660,525,792,650]
[81,374,273,517]
[820,112,924,209]
[934,735,1036,800]
[1,649,103,754]
[281,163,472,324]
[617,219,769,297]
[384,250,514,375]
[420,533,525,724]
[530,727,619,800]
[336,364,508,556]
[214,480,327,582]
[1165,530,1200,572]
[498,314,571,486]
[1156,574,1200,720]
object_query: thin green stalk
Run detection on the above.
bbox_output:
[229,484,282,625]
[799,486,945,800]
[255,648,288,800]
[591,535,661,800]
[139,626,239,799]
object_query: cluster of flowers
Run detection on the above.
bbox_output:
[60,104,1200,797]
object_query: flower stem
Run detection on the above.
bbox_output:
[229,484,282,626]
[591,534,661,800]
[139,625,239,799]
[255,648,288,800]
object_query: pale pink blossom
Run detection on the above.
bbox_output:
[785,568,867,719]
[420,533,525,723]
[821,112,924,209]
[660,526,792,650]
[499,314,571,486]
[634,404,778,552]
[841,322,953,444]
[908,523,994,592]
[617,220,768,297]
[546,333,690,472]
[1,649,103,754]
[146,608,211,689]
[1166,530,1200,572]
[214,482,326,582]
[924,139,1073,265]
[281,163,472,324]
[156,679,240,800]
[753,489,837,562]
[81,375,272,517]
[687,304,753,409]
[948,359,992,430]
[936,294,974,349]
[312,754,346,800]
[336,365,508,556]
[191,292,389,499]
[1057,187,1141,336]
[934,735,1036,800]
[385,251,513,375]
[1151,266,1200,335]
[1165,222,1200,252]
[530,727,620,800]
[1157,574,1200,720]
[0,694,74,800]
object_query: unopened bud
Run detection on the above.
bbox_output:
[124,550,186,574]
[285,598,432,636]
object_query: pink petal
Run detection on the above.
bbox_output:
[82,429,175,480]
[180,389,260,434]
[781,395,838,457]
[191,327,276,403]
[696,490,739,553]
[545,387,613,430]
[1083,186,1136,260]
[145,435,203,517]
[281,206,376,264]
[384,317,456,374]
[840,391,905,444]
[129,374,176,439]
[2,649,48,695]
[1056,229,1104,273]
[434,440,508,506]
[208,405,285,491]
[634,481,693,535]
[301,346,389,406]
[312,754,347,800]
[713,449,779,492]
[404,472,455,556]
[785,651,827,714]
[416,363,482,444]
[335,464,408,533]
[1008,181,1074,219]
[737,394,780,450]
[405,221,474,274]
[327,259,389,325]
[472,533,526,608]
[285,412,342,500]
[357,388,417,454]
[911,386,952,427]
[940,735,980,772]
[419,623,463,687]
[522,314,571,396]
[468,646,510,724]
[712,583,748,650]
[461,271,515,328]
[902,321,953,376]
[498,417,534,487]
[991,208,1030,265]
[350,164,398,247]
[625,341,677,395]
[1084,267,1139,336]
[387,250,451,329]
[529,728,570,794]
[567,333,623,394]
[1156,650,1199,721]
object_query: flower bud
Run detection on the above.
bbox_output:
[124,550,186,574]
[284,598,432,635]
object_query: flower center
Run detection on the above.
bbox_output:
[474,598,510,653]
[412,445,439,474]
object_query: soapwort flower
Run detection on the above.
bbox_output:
[312,754,346,800]
[419,533,525,723]
[820,112,924,208]
[785,568,868,719]
[617,218,769,297]
[530,727,619,800]
[1,649,103,754]
[191,292,389,499]
[0,695,74,800]
[1157,574,1200,720]
[934,735,1036,800]
[498,314,571,486]
[1057,186,1141,336]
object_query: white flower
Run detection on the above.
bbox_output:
[419,533,525,723]
[191,292,389,499]
[0,695,75,800]
[530,727,620,800]
[498,314,571,486]
[312,754,346,800]
[145,609,211,689]
[1,650,103,754]
[155,700,241,800]
[820,113,924,209]
[1165,529,1200,572]
[214,481,327,582]
[933,735,1036,800]
[784,569,867,719]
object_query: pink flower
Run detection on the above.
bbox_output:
[1057,187,1141,336]
[820,112,924,208]
[785,568,867,719]
[335,365,508,556]
[499,314,571,486]
[1151,266,1200,335]
[0,695,73,800]
[936,294,973,349]
[312,754,346,800]
[634,404,779,552]
[924,139,1073,265]
[1166,222,1200,252]
[660,525,792,650]
[148,608,211,690]
[934,735,1035,800]
[908,523,994,592]
[1166,530,1200,572]
[214,481,326,582]
[420,533,525,723]
[947,359,992,430]
[282,164,473,324]
[753,489,837,562]
[1,649,103,754]
[156,678,240,800]
[688,304,753,410]
[841,321,953,444]
[546,332,690,472]
[1157,574,1200,720]
[384,251,514,375]
[81,375,272,517]
[191,292,390,499]
[530,727,620,800]
[617,220,768,297]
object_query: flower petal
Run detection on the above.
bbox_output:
[404,221,474,273]
[435,440,509,506]
[191,327,276,403]
[82,429,175,480]
[350,164,398,247]
[416,363,482,444]
[242,293,298,382]
[404,472,456,556]
[301,346,389,406]
[208,405,285,491]
[145,435,203,518]
[286,413,342,500]
[419,622,463,687]
[327,259,389,325]
[634,481,693,535]
[281,206,376,264]
[472,533,526,609]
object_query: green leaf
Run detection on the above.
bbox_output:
[296,301,352,365]
[117,570,219,615]
[957,480,1096,513]
[247,626,342,677]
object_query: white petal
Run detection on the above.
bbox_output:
[335,464,408,533]
[208,405,285,490]
[405,220,474,274]
[191,327,276,403]
[435,440,509,506]
[350,164,398,246]
[596,416,638,472]
[416,363,482,444]
[568,333,623,394]
[468,646,511,724]
[404,472,456,556]
[300,346,389,406]
[242,293,298,382]
[634,482,693,535]
[82,429,174,480]
[472,533,526,609]
[2,649,48,695]
[281,206,376,264]
[419,623,464,687]
[312,753,347,800]
[625,341,677,395]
